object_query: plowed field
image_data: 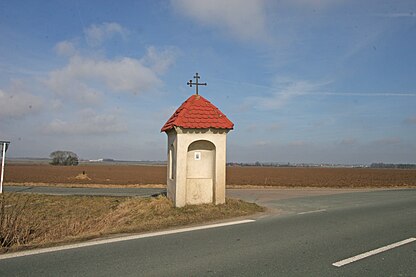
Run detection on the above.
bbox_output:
[4,164,416,188]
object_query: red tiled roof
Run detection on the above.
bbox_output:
[161,94,234,132]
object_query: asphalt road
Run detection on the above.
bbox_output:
[4,185,166,197]
[1,188,415,276]
[5,184,363,200]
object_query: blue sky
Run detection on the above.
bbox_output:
[1,0,415,164]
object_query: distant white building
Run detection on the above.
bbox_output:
[89,159,103,162]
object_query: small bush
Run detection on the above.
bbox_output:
[50,150,79,166]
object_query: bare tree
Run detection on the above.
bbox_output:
[49,151,79,166]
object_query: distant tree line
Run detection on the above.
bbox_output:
[370,163,416,169]
[227,162,416,169]
[49,151,79,166]
[227,162,297,167]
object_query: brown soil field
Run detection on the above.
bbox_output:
[227,167,416,188]
[5,164,166,186]
[4,164,416,188]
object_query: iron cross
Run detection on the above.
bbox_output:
[187,73,207,95]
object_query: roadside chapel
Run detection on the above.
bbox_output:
[161,73,234,207]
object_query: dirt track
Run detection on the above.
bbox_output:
[4,164,416,188]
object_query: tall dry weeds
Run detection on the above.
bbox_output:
[0,194,263,252]
[0,194,38,250]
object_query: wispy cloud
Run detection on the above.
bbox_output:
[288,0,342,7]
[47,23,178,105]
[296,92,416,97]
[140,46,179,74]
[254,140,271,147]
[373,137,401,145]
[171,0,268,41]
[54,40,78,56]
[404,116,416,125]
[374,12,415,18]
[340,138,357,145]
[252,78,331,110]
[287,140,308,147]
[43,109,127,135]
[45,46,177,105]
[84,22,128,47]
[0,81,43,119]
[215,77,416,98]
[45,55,162,101]
[340,26,385,63]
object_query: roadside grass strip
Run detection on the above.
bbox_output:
[0,219,255,260]
[332,237,416,267]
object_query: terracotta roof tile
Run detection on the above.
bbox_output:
[161,94,234,132]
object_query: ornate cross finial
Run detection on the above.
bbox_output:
[187,72,207,95]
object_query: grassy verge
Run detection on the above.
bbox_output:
[0,193,263,253]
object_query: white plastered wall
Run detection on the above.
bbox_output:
[166,127,229,207]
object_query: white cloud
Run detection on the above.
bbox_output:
[43,109,127,135]
[48,23,176,104]
[54,40,77,56]
[171,0,268,41]
[0,82,43,119]
[45,62,103,105]
[45,53,167,104]
[84,22,128,47]
[141,46,179,74]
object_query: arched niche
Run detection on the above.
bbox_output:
[186,140,216,204]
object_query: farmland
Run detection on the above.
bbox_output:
[4,164,416,188]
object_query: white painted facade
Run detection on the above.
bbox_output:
[166,127,230,207]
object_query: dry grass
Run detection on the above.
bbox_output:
[0,194,37,248]
[0,193,263,253]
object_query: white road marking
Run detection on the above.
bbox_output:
[297,209,327,215]
[333,237,416,267]
[0,219,255,260]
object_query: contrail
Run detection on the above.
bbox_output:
[299,92,416,97]
[210,77,416,97]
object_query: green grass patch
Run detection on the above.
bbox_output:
[0,193,263,253]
